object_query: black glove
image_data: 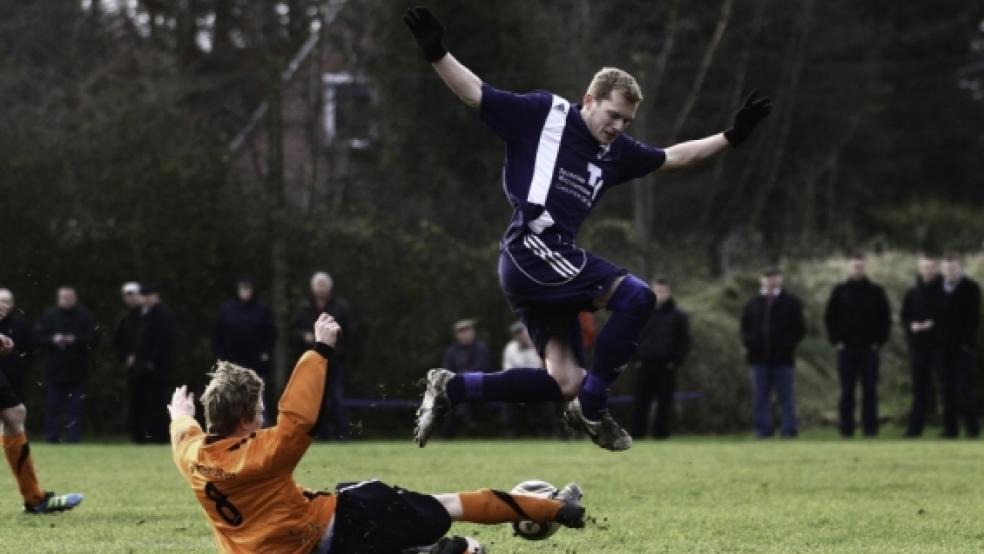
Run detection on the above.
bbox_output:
[724,89,773,146]
[403,6,448,63]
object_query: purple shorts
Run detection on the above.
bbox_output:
[498,233,627,367]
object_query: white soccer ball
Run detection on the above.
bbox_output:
[510,479,561,541]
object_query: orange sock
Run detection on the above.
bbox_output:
[3,433,45,507]
[458,488,562,524]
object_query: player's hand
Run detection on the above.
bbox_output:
[167,385,196,421]
[0,333,14,356]
[404,6,448,63]
[724,89,773,146]
[314,313,342,348]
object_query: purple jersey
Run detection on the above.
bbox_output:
[479,83,666,245]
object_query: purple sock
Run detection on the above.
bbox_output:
[579,275,655,419]
[446,369,563,404]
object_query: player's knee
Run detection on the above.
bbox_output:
[608,275,655,316]
[1,404,27,427]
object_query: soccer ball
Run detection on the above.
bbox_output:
[510,479,561,541]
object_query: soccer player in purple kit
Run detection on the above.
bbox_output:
[405,6,772,451]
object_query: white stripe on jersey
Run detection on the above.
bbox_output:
[527,95,569,208]
[528,234,579,275]
[523,234,576,278]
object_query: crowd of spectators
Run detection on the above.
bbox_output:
[0,270,356,443]
[0,252,981,442]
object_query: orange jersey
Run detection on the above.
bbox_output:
[171,350,337,554]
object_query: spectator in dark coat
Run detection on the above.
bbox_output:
[130,283,176,443]
[290,271,355,440]
[901,255,943,437]
[631,278,691,439]
[441,319,492,438]
[824,254,892,437]
[112,282,142,370]
[936,255,981,438]
[741,268,806,438]
[37,286,98,443]
[0,288,38,397]
[213,276,276,423]
[213,276,276,378]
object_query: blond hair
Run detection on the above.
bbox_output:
[200,360,265,435]
[586,67,643,104]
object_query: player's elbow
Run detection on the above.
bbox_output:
[457,85,482,109]
[660,148,687,171]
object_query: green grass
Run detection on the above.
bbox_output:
[4,436,984,553]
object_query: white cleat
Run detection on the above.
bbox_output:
[414,368,455,448]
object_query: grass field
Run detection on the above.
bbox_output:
[5,435,984,553]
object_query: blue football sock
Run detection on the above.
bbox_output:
[446,369,563,404]
[580,275,655,419]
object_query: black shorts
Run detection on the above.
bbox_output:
[0,369,20,411]
[327,480,452,554]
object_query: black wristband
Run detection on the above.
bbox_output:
[313,342,335,361]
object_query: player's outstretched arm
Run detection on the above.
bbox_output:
[660,134,730,171]
[660,90,772,171]
[405,7,483,108]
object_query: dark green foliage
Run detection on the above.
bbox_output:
[1,1,982,434]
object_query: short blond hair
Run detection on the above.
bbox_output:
[587,67,643,104]
[200,361,264,435]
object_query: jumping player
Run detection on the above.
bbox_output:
[0,332,83,513]
[168,314,584,553]
[405,6,773,450]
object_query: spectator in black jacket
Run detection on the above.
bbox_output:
[130,283,176,443]
[901,255,943,437]
[0,288,37,398]
[824,254,891,437]
[37,286,98,443]
[213,276,276,378]
[112,281,142,376]
[441,319,492,439]
[740,268,806,438]
[213,276,276,422]
[290,271,355,440]
[937,255,981,438]
[631,278,691,439]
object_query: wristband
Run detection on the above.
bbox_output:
[313,342,335,361]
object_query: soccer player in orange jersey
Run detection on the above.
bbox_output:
[0,332,83,513]
[169,314,585,553]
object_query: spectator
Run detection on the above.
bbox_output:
[213,276,276,374]
[441,319,491,438]
[113,282,144,443]
[740,268,805,438]
[290,271,355,440]
[113,281,142,375]
[0,288,37,398]
[130,283,176,443]
[901,254,943,437]
[936,255,981,438]
[823,254,891,437]
[37,286,98,443]
[501,321,556,437]
[213,276,276,419]
[632,278,691,439]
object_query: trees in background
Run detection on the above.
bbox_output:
[1,0,982,434]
